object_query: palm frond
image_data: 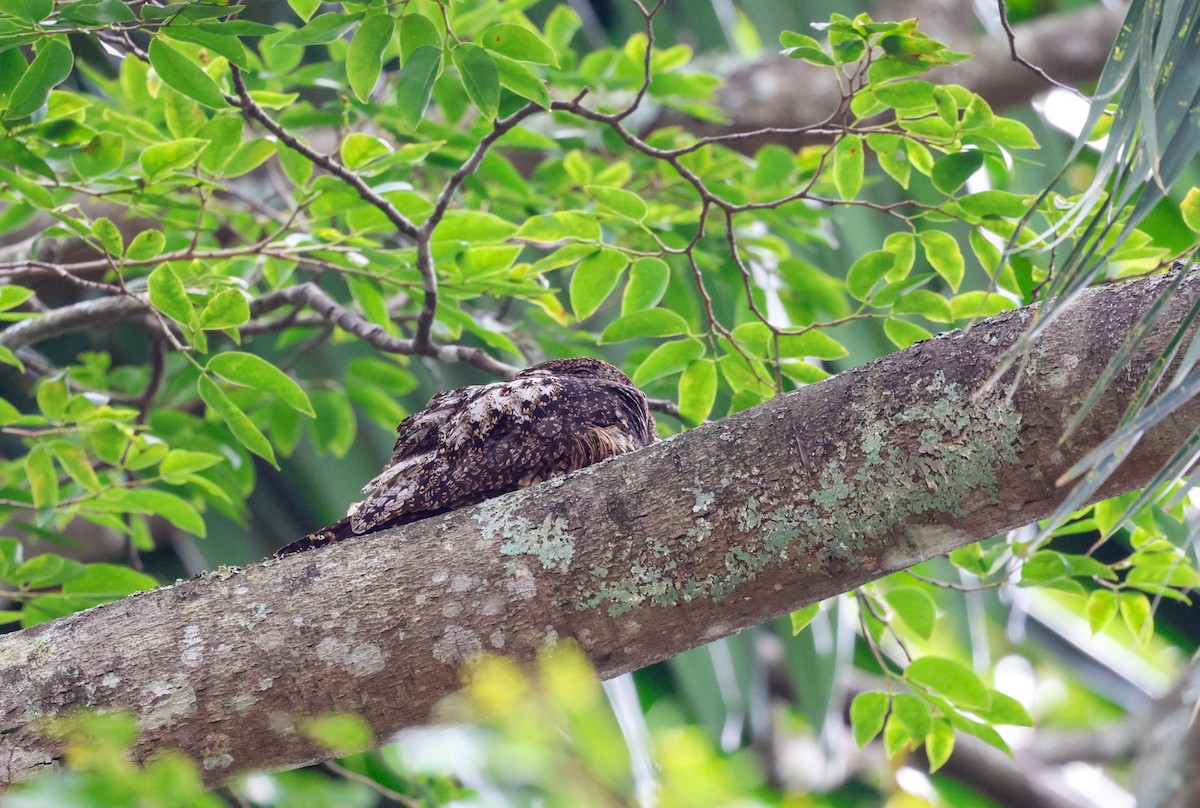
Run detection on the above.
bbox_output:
[994,0,1200,543]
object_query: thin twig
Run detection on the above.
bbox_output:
[997,0,1087,99]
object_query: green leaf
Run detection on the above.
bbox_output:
[833,134,864,200]
[850,691,888,748]
[0,48,26,108]
[961,94,994,130]
[206,352,315,417]
[3,0,52,22]
[958,190,1031,219]
[25,444,58,508]
[197,375,277,467]
[5,38,73,120]
[160,449,224,483]
[275,12,360,47]
[11,553,82,589]
[71,132,125,177]
[1085,589,1119,635]
[35,378,67,420]
[347,13,394,102]
[197,115,243,174]
[139,137,209,181]
[452,43,500,120]
[247,90,300,110]
[873,79,935,109]
[866,132,910,188]
[585,185,647,222]
[162,27,248,69]
[905,656,990,711]
[400,13,441,60]
[678,359,717,424]
[883,231,916,281]
[432,209,518,243]
[632,339,705,386]
[287,0,320,22]
[50,441,100,492]
[395,45,440,129]
[949,291,1014,319]
[1182,187,1200,233]
[494,53,550,108]
[931,150,984,194]
[884,586,937,640]
[0,138,53,178]
[0,286,33,312]
[148,264,193,325]
[63,563,157,597]
[777,330,847,361]
[599,308,690,343]
[221,138,276,178]
[889,693,932,751]
[919,230,964,291]
[516,212,601,242]
[979,690,1033,727]
[100,488,206,536]
[127,230,166,261]
[622,257,670,314]
[570,248,629,320]
[198,289,250,330]
[893,290,953,323]
[846,250,894,301]
[884,317,932,348]
[926,719,955,772]
[780,30,833,65]
[1119,591,1153,643]
[983,116,1038,149]
[91,217,123,256]
[339,132,392,169]
[148,38,227,110]
[479,23,559,67]
[789,602,820,635]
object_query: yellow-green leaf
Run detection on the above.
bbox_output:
[569,248,629,321]
[206,352,315,417]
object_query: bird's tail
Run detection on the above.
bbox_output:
[274,516,358,557]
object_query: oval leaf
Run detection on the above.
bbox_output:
[569,248,629,321]
[600,308,690,343]
[905,656,990,711]
[452,43,499,120]
[148,38,227,110]
[206,352,315,416]
[480,23,558,66]
[347,13,394,102]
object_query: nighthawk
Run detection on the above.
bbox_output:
[276,357,659,556]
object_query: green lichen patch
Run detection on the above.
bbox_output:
[472,494,577,573]
[579,371,1023,617]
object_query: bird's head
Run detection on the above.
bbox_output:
[518,357,634,386]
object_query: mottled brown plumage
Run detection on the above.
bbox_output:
[276,358,659,556]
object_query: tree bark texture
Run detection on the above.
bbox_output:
[0,270,1196,785]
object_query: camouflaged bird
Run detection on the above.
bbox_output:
[276,358,659,556]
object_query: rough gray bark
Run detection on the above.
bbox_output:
[0,270,1196,786]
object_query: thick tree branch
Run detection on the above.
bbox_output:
[0,270,1196,785]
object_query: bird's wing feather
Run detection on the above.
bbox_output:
[347,375,649,534]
